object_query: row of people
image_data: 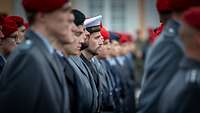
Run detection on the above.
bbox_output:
[0,0,137,113]
[138,0,200,113]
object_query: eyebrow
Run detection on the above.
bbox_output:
[94,35,101,39]
[74,32,83,37]
[61,6,72,12]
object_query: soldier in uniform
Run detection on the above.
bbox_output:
[5,16,27,44]
[80,15,104,113]
[95,25,115,113]
[0,0,72,113]
[57,9,99,113]
[159,7,200,113]
[0,17,19,73]
[105,32,125,113]
[117,34,136,113]
[149,0,172,44]
[138,0,199,113]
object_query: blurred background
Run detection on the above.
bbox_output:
[0,0,162,86]
[0,0,160,40]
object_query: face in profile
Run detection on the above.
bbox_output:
[0,31,18,56]
[97,39,111,59]
[16,26,26,44]
[86,31,103,55]
[43,2,74,44]
[63,24,85,55]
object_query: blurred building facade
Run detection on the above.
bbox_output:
[0,0,160,37]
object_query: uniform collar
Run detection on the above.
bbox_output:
[55,49,64,57]
[34,31,54,54]
[164,19,181,36]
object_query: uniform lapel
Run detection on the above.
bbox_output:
[69,56,90,78]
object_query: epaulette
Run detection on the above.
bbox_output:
[19,39,33,50]
[185,69,200,87]
[163,27,177,38]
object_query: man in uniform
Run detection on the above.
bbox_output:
[0,17,19,73]
[64,10,100,113]
[138,0,200,113]
[159,7,200,113]
[93,25,115,113]
[149,0,172,44]
[80,15,104,113]
[57,9,99,113]
[5,16,27,43]
[0,0,72,113]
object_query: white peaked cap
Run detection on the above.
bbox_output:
[84,15,102,28]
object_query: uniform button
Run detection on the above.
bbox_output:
[169,28,174,33]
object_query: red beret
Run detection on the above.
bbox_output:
[170,0,200,12]
[156,0,172,13]
[22,0,69,12]
[5,16,24,27]
[183,7,200,30]
[24,23,29,29]
[120,34,129,44]
[100,25,110,40]
[148,23,164,44]
[2,18,18,38]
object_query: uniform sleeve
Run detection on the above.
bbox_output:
[143,41,183,85]
[138,41,183,113]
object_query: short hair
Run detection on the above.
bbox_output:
[71,9,85,26]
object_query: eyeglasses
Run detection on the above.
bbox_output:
[4,31,20,44]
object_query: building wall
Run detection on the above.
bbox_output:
[145,0,160,29]
[73,0,140,35]
[73,0,159,36]
[13,0,26,19]
[4,0,160,37]
[0,0,14,15]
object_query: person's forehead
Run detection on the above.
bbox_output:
[10,31,18,36]
[92,32,100,36]
[58,2,72,12]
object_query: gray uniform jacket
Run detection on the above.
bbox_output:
[67,56,98,113]
[0,30,70,113]
[138,19,184,113]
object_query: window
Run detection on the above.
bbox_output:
[89,0,104,17]
[111,0,125,32]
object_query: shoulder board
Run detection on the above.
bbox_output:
[185,69,199,87]
[19,40,33,50]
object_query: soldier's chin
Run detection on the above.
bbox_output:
[87,49,98,56]
[92,52,98,56]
